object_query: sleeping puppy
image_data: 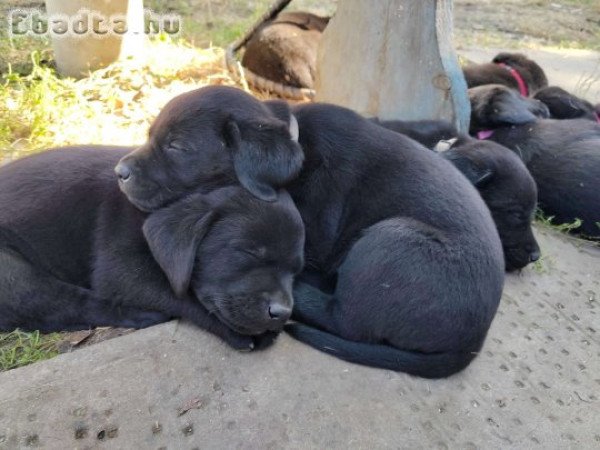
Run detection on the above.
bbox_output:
[468,84,549,134]
[533,86,599,121]
[376,119,540,270]
[116,88,304,210]
[0,146,305,350]
[469,84,600,238]
[116,86,505,378]
[241,11,329,89]
[436,138,540,269]
[463,52,548,95]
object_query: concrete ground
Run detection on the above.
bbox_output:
[0,226,599,449]
[459,47,600,101]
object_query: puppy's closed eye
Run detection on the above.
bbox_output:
[233,245,267,261]
[167,141,189,153]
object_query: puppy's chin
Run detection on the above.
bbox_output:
[118,183,169,212]
[505,264,523,273]
[214,308,275,336]
[196,293,278,336]
[504,256,532,272]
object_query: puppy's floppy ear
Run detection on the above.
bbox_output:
[444,151,494,188]
[223,104,303,201]
[263,101,299,143]
[495,96,537,125]
[143,196,216,297]
[491,89,546,125]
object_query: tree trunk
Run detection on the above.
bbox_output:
[315,0,469,133]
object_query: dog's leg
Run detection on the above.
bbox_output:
[291,281,342,334]
[287,217,502,378]
[298,216,501,353]
[0,248,169,332]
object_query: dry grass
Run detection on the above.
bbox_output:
[0,35,277,163]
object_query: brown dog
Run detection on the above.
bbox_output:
[463,52,548,96]
[241,11,329,89]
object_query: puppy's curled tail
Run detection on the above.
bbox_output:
[285,323,476,379]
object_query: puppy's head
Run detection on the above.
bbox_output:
[533,86,597,121]
[444,139,540,271]
[116,86,304,211]
[468,84,549,132]
[143,186,305,335]
[492,52,548,92]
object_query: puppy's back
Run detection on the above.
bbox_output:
[0,146,133,284]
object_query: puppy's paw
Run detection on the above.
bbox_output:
[252,331,280,351]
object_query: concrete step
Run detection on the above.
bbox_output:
[0,226,599,449]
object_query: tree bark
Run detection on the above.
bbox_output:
[315,0,469,133]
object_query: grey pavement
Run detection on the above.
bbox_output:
[459,47,600,101]
[0,225,599,449]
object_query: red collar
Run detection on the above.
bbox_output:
[497,62,529,96]
[477,130,495,140]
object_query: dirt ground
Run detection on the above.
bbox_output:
[454,0,600,50]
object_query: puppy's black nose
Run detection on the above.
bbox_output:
[529,249,541,262]
[268,302,292,321]
[114,163,131,182]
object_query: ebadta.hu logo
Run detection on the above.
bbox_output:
[8,8,181,37]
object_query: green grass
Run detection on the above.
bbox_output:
[0,52,81,159]
[0,330,61,371]
[531,253,553,274]
[535,210,583,233]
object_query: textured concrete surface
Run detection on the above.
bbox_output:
[0,226,599,449]
[459,47,600,101]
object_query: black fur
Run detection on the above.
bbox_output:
[115,86,304,209]
[468,84,549,133]
[375,119,540,270]
[371,119,457,149]
[440,138,540,268]
[469,84,600,238]
[533,86,598,121]
[118,86,505,378]
[463,52,548,94]
[0,146,305,349]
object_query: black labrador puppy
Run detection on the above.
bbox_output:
[437,137,540,269]
[469,84,600,238]
[115,86,505,378]
[463,52,548,96]
[468,84,549,135]
[533,86,599,122]
[241,11,329,89]
[375,119,540,271]
[0,146,305,350]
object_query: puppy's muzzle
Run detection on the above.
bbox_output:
[114,162,131,182]
[266,292,293,327]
